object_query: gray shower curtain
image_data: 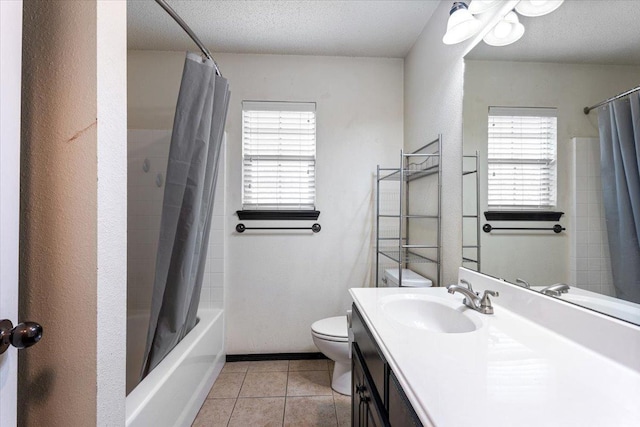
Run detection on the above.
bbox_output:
[597,92,640,304]
[142,53,230,377]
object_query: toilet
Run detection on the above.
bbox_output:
[383,268,433,288]
[311,315,351,395]
[312,270,431,396]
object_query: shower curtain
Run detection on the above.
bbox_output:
[597,92,640,304]
[142,53,230,377]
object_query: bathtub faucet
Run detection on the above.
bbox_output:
[540,283,570,296]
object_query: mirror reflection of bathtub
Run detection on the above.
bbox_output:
[531,286,640,325]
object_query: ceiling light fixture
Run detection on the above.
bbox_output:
[443,0,565,47]
[442,2,483,45]
[468,0,500,15]
[515,0,564,17]
[483,11,525,46]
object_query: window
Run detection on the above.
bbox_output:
[242,101,316,211]
[487,107,557,210]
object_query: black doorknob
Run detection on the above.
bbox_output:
[0,319,43,354]
[10,321,43,349]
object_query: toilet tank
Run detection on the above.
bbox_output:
[383,268,432,287]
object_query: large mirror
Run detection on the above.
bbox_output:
[462,0,640,325]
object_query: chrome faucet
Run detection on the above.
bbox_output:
[516,278,530,289]
[540,283,570,296]
[447,284,499,314]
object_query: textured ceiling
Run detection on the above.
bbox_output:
[467,0,640,65]
[127,0,440,58]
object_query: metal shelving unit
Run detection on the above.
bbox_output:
[375,135,442,287]
[462,151,481,271]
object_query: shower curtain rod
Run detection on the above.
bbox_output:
[154,0,222,76]
[583,85,640,114]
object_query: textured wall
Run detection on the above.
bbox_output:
[19,1,127,426]
[19,2,97,425]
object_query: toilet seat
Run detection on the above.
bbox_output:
[311,316,348,342]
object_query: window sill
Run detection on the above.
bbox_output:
[484,211,564,221]
[236,210,321,221]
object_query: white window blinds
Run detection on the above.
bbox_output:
[487,107,557,209]
[242,101,316,210]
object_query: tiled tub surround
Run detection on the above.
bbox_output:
[192,360,350,427]
[350,268,640,426]
[127,129,226,313]
[570,137,615,296]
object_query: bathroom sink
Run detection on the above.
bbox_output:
[379,294,481,333]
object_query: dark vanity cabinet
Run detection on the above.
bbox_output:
[351,305,423,427]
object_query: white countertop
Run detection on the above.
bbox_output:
[350,286,640,427]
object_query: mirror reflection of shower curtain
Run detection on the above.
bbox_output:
[142,53,230,378]
[597,92,640,304]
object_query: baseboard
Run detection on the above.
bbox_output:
[226,352,327,362]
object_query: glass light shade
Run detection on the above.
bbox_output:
[442,2,483,45]
[468,0,500,14]
[515,0,564,17]
[483,11,525,46]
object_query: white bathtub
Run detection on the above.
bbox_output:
[126,309,225,427]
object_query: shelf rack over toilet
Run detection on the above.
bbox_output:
[375,135,442,287]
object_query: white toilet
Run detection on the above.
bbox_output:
[312,269,431,396]
[311,315,351,395]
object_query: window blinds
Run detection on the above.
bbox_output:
[242,101,316,210]
[487,107,557,209]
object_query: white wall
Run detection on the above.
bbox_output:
[96,1,127,424]
[128,51,404,353]
[463,59,640,285]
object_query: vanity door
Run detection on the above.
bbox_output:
[352,343,386,427]
[352,349,365,426]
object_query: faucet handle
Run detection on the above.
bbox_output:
[516,278,530,289]
[479,290,499,314]
[460,279,477,294]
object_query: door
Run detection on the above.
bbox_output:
[1,2,23,425]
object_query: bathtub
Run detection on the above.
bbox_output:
[126,309,225,427]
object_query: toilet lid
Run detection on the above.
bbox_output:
[311,316,348,341]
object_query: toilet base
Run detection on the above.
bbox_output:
[331,361,351,396]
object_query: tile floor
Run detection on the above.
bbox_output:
[192,359,351,427]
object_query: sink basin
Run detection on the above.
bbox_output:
[379,294,481,333]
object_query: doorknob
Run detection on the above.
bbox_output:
[0,319,43,354]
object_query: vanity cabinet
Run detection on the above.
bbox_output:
[352,305,422,427]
